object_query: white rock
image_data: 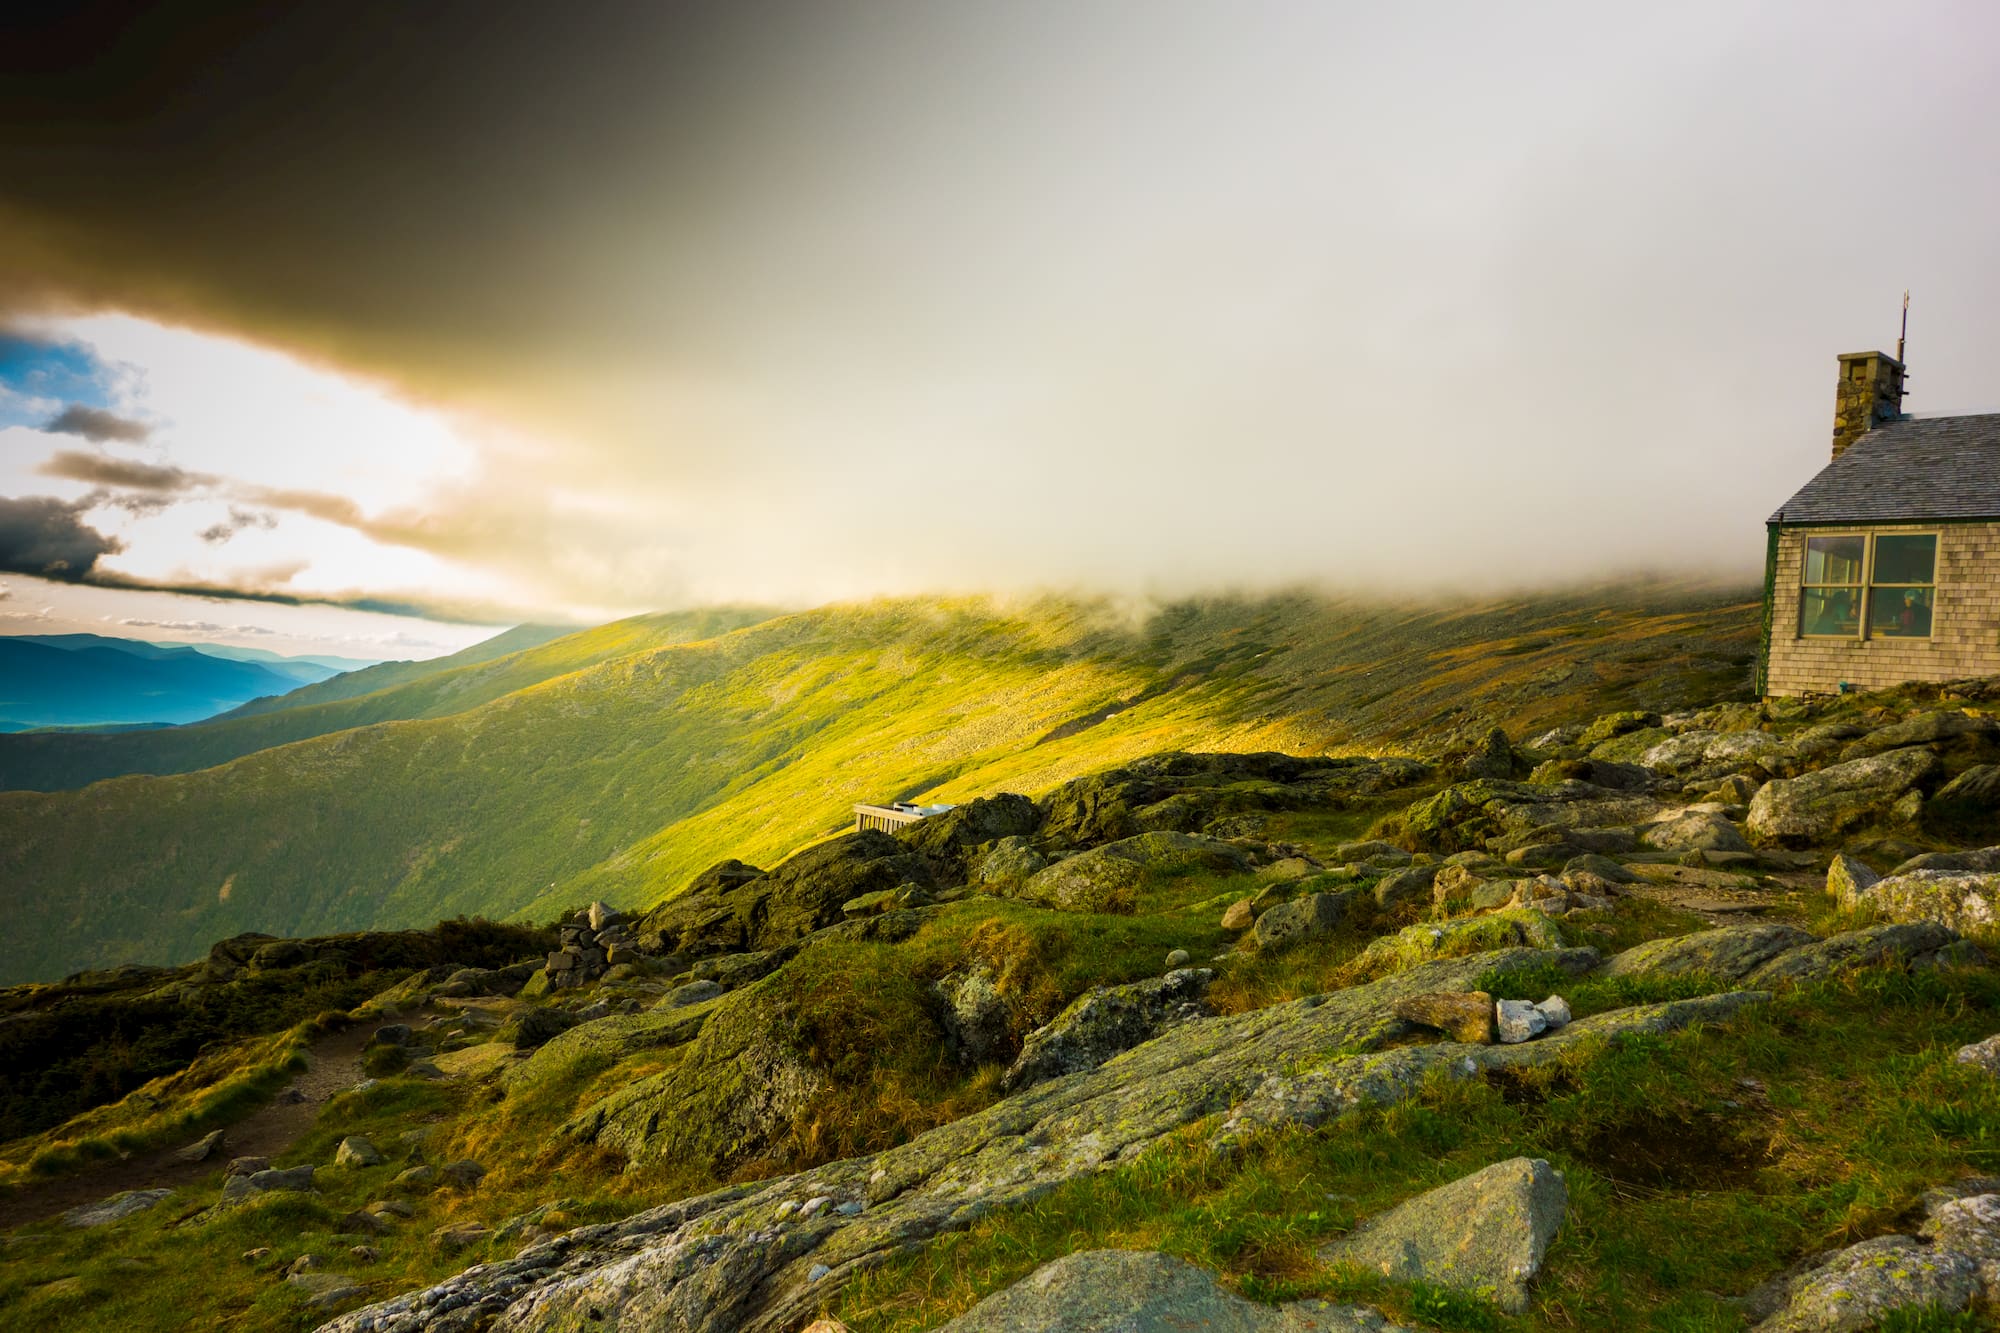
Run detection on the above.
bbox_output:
[798,1195,833,1219]
[1495,999,1547,1044]
[1533,995,1572,1029]
[1958,1035,2000,1077]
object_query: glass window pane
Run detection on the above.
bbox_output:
[1803,535,1865,584]
[1869,586,1934,637]
[1872,534,1936,585]
[1799,587,1862,637]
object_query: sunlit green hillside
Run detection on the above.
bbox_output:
[0,587,1755,983]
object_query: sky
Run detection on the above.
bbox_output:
[2,0,1999,658]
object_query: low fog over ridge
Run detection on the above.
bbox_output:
[2,2,1998,629]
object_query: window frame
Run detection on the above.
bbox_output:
[1795,530,1939,642]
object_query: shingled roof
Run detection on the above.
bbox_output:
[1769,413,2000,525]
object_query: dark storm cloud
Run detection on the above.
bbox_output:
[0,495,123,580]
[37,448,210,493]
[44,403,149,442]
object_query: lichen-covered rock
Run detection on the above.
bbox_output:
[636,833,932,957]
[936,1250,1410,1332]
[1744,922,1967,986]
[1746,748,1944,847]
[1956,1035,2000,1076]
[334,1137,385,1169]
[1318,1157,1567,1313]
[1373,863,1439,912]
[895,794,1043,883]
[1752,1234,1977,1331]
[1580,710,1661,746]
[1842,709,2000,761]
[935,966,1012,1065]
[557,973,827,1174]
[1641,809,1753,855]
[62,1188,174,1228]
[222,1165,316,1206]
[1894,844,2000,874]
[1016,833,1250,914]
[1826,853,1882,910]
[496,1005,579,1051]
[1002,969,1213,1093]
[1250,891,1356,952]
[1351,910,1564,979]
[1853,870,2000,935]
[973,837,1049,891]
[1400,780,1661,855]
[1602,924,1817,982]
[1391,991,1495,1044]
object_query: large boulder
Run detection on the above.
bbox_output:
[934,966,1014,1064]
[1641,809,1754,855]
[896,793,1043,883]
[1746,747,1944,846]
[1319,1157,1567,1313]
[1926,766,2000,834]
[1842,709,2000,761]
[1601,924,1815,981]
[558,973,825,1175]
[1750,1234,1977,1331]
[1249,890,1357,952]
[973,837,1050,892]
[1745,922,1974,986]
[1852,870,2000,935]
[935,1250,1410,1333]
[1003,969,1214,1093]
[1016,833,1249,914]
[637,833,932,957]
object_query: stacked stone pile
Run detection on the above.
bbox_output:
[542,901,640,990]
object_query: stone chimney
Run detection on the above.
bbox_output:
[1831,350,1905,460]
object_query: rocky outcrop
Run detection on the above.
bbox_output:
[1851,870,2000,935]
[936,1250,1410,1332]
[1016,833,1249,914]
[1002,968,1213,1092]
[1038,752,1428,848]
[318,948,1776,1333]
[62,1188,174,1228]
[1750,1233,1980,1331]
[1602,925,1816,982]
[1318,1157,1566,1313]
[896,793,1043,883]
[1746,748,1943,846]
[1349,910,1564,979]
[637,833,932,958]
[1249,890,1358,952]
[1744,922,1977,986]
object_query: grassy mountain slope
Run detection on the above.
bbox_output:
[0,610,776,793]
[0,587,1756,983]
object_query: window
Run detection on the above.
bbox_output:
[1868,534,1936,637]
[1798,532,1937,639]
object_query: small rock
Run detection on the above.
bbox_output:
[1494,999,1548,1044]
[368,1023,413,1048]
[1956,1035,2000,1076]
[1391,991,1496,1044]
[241,1247,271,1263]
[660,979,724,1009]
[1164,949,1191,969]
[439,1159,488,1191]
[798,1195,833,1219]
[1219,898,1255,932]
[588,900,623,931]
[369,1198,415,1218]
[835,1201,865,1216]
[335,1209,388,1236]
[333,1136,385,1169]
[430,1224,495,1251]
[174,1128,226,1164]
[349,1245,380,1264]
[1826,851,1883,909]
[394,1164,437,1191]
[62,1189,174,1228]
[1533,995,1573,1028]
[275,1087,307,1105]
[225,1155,270,1178]
[286,1254,322,1278]
[808,1263,833,1282]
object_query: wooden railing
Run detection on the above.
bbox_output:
[853,804,925,833]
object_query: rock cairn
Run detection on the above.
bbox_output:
[542,901,638,989]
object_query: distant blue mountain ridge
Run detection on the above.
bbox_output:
[0,634,377,728]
